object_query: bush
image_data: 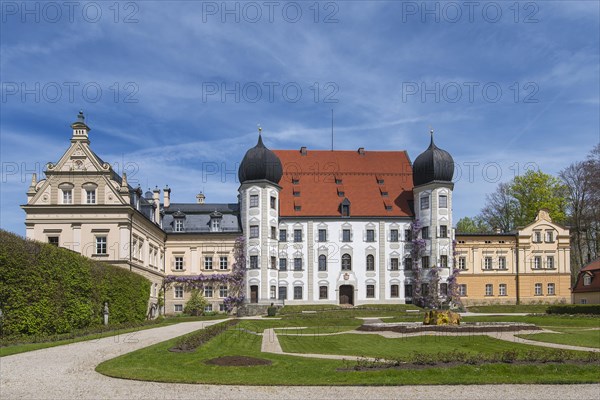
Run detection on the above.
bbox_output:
[267,306,277,317]
[0,230,151,336]
[546,305,600,315]
[184,289,208,316]
[171,319,239,352]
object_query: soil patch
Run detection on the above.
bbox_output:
[339,360,600,371]
[205,355,273,367]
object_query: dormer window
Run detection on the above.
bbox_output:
[210,211,223,232]
[584,275,592,286]
[533,231,542,243]
[173,210,185,232]
[174,219,184,232]
[340,198,351,217]
[545,231,554,243]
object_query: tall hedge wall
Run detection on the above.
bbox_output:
[0,230,151,336]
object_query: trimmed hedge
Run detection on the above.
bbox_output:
[546,305,600,315]
[170,319,239,352]
[0,230,151,336]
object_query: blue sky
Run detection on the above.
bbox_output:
[1,0,599,234]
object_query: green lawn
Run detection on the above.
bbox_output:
[466,305,550,313]
[462,315,600,328]
[278,333,576,359]
[517,328,600,348]
[0,315,227,357]
[96,313,600,385]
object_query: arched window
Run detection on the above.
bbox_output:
[341,254,352,271]
[366,255,375,271]
[318,255,327,271]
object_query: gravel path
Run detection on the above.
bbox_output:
[2,320,599,400]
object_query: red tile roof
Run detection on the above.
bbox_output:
[273,149,414,218]
[572,258,600,293]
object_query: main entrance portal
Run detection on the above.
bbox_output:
[339,285,354,305]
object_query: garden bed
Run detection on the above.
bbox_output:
[357,321,540,333]
[205,355,272,366]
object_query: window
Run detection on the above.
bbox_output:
[439,225,448,238]
[278,286,287,300]
[533,231,542,243]
[204,256,213,270]
[174,219,184,232]
[584,275,592,286]
[62,189,73,204]
[499,283,507,296]
[95,236,107,255]
[439,194,448,208]
[405,229,412,241]
[318,255,327,271]
[250,194,259,207]
[219,304,226,312]
[341,254,352,271]
[366,284,375,298]
[293,286,302,300]
[581,299,587,304]
[390,284,399,298]
[498,256,506,269]
[294,205,301,211]
[336,178,343,184]
[204,285,213,298]
[440,283,448,296]
[174,304,183,312]
[270,285,276,299]
[48,236,59,246]
[204,304,213,313]
[439,255,448,268]
[534,256,542,269]
[211,218,221,232]
[86,189,96,204]
[270,196,276,209]
[174,286,184,299]
[458,284,467,296]
[366,229,375,242]
[404,257,413,270]
[293,190,301,197]
[249,225,259,239]
[484,257,493,270]
[534,283,542,296]
[366,255,375,271]
[341,203,350,217]
[319,286,328,300]
[421,283,429,297]
[547,283,555,295]
[219,256,228,270]
[342,229,351,242]
[390,257,398,271]
[390,229,399,242]
[294,229,302,242]
[250,255,258,269]
[271,256,277,269]
[458,257,466,270]
[405,284,413,298]
[421,226,429,239]
[545,231,554,243]
[318,229,327,242]
[485,284,493,296]
[547,256,554,269]
[337,191,345,197]
[174,256,184,270]
[294,257,302,271]
[381,191,388,197]
[271,227,277,240]
[279,229,287,242]
[422,256,430,268]
[279,258,287,271]
[292,178,299,184]
[420,196,429,210]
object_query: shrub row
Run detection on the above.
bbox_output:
[546,305,600,315]
[355,349,600,369]
[0,230,151,336]
[170,319,239,352]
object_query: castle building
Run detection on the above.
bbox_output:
[21,113,571,314]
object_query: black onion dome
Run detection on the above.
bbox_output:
[238,134,283,184]
[412,133,454,187]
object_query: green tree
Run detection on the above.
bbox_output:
[511,170,567,227]
[184,289,208,316]
[455,216,491,233]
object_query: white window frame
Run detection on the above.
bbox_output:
[95,236,107,255]
[534,283,542,296]
[499,283,507,296]
[174,286,184,299]
[86,189,96,204]
[204,285,213,298]
[174,256,184,271]
[204,256,213,270]
[62,189,73,204]
[219,256,228,270]
[485,284,493,296]
[250,194,259,208]
[219,285,228,298]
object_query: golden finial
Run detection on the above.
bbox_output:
[257,124,262,134]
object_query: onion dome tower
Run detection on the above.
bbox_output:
[238,127,283,306]
[412,129,454,284]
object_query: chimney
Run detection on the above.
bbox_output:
[300,146,307,156]
[153,186,161,224]
[495,227,502,234]
[163,185,171,208]
[357,147,365,155]
[196,192,206,204]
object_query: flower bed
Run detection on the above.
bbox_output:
[169,319,239,352]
